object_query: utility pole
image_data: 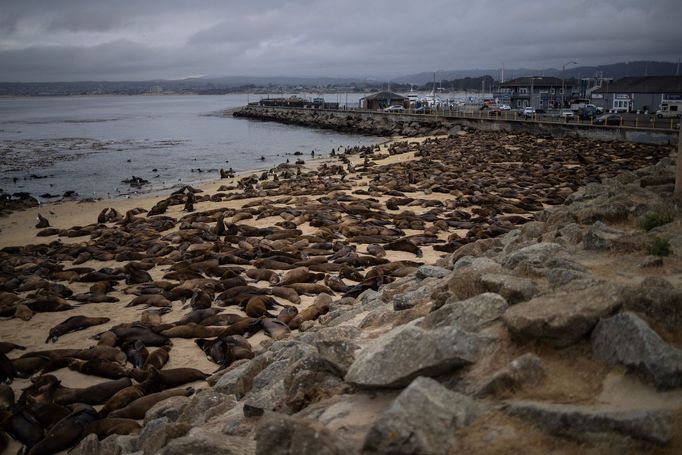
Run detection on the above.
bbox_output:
[562,61,578,109]
[676,127,682,197]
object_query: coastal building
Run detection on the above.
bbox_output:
[590,76,682,113]
[498,76,577,109]
[359,91,407,110]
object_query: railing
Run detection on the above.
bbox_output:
[244,105,680,132]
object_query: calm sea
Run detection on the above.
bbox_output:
[0,94,378,200]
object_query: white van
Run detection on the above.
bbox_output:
[656,100,682,118]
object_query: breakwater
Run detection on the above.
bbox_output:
[233,105,679,145]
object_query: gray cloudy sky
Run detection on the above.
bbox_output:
[1,0,680,82]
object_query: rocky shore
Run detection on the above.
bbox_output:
[0,131,680,454]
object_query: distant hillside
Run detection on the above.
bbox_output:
[395,61,679,84]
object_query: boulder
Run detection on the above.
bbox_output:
[345,324,485,388]
[255,413,345,455]
[281,353,350,413]
[505,400,672,445]
[479,273,538,304]
[592,312,682,390]
[501,242,564,272]
[160,428,254,455]
[362,376,475,455]
[620,277,682,332]
[503,282,622,347]
[421,292,508,332]
[177,389,237,424]
[475,353,546,397]
[136,417,191,455]
[299,326,361,373]
[144,395,191,423]
[416,265,451,280]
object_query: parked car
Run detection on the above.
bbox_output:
[522,107,536,118]
[594,114,622,126]
[383,105,405,112]
[499,104,512,111]
[487,108,502,116]
[578,106,599,120]
[560,109,575,120]
[535,108,546,114]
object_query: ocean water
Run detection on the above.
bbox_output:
[0,94,379,200]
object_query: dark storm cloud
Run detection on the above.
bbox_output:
[0,0,680,81]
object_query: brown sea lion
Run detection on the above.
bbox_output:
[384,238,423,257]
[269,286,301,304]
[338,264,365,282]
[287,301,331,330]
[157,368,208,388]
[245,268,280,284]
[72,346,127,364]
[110,325,170,346]
[366,243,387,258]
[122,340,148,368]
[85,418,141,440]
[26,406,99,455]
[70,292,120,303]
[262,318,291,340]
[97,331,118,347]
[276,306,298,325]
[24,400,71,429]
[100,368,162,416]
[140,309,165,326]
[187,288,213,310]
[252,258,296,270]
[2,408,44,452]
[142,346,171,370]
[217,317,261,337]
[46,315,111,343]
[284,283,335,296]
[198,313,243,326]
[108,387,194,420]
[0,342,25,354]
[53,377,132,406]
[195,336,254,370]
[159,323,226,339]
[324,275,351,293]
[277,268,325,286]
[15,303,34,321]
[173,307,223,325]
[126,294,172,308]
[0,383,14,410]
[68,359,130,380]
[0,352,15,384]
[244,296,279,318]
[89,280,114,294]
[26,295,74,312]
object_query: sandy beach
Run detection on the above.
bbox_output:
[0,130,675,453]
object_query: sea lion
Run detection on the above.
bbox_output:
[277,267,325,286]
[141,309,166,326]
[195,336,254,369]
[89,280,114,294]
[244,296,279,318]
[24,400,71,429]
[72,346,127,364]
[198,313,243,326]
[15,303,34,321]
[111,325,170,346]
[108,387,194,420]
[100,368,163,416]
[2,408,44,452]
[26,296,74,312]
[269,286,301,304]
[0,383,14,410]
[262,318,291,340]
[187,288,213,310]
[71,292,120,303]
[35,213,50,229]
[142,346,171,370]
[384,238,423,257]
[217,317,261,337]
[53,377,132,406]
[287,300,331,330]
[122,340,148,368]
[97,331,118,347]
[174,307,223,325]
[160,323,226,339]
[276,306,298,325]
[157,368,208,387]
[68,359,130,380]
[46,315,111,343]
[0,352,14,384]
[284,283,335,296]
[126,294,173,308]
[26,405,99,455]
[324,275,351,293]
[245,268,280,284]
[85,418,141,440]
[0,342,25,354]
[338,264,365,282]
[366,243,386,258]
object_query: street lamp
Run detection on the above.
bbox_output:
[561,61,578,109]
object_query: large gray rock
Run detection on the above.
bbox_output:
[362,376,475,455]
[299,326,361,373]
[160,428,254,455]
[255,413,345,455]
[281,353,350,413]
[345,324,485,388]
[592,312,682,390]
[144,395,191,424]
[136,417,191,455]
[502,282,622,347]
[479,273,538,304]
[177,389,237,424]
[501,242,564,272]
[214,353,273,398]
[475,353,546,398]
[421,292,508,332]
[620,277,682,332]
[416,265,451,279]
[505,400,672,445]
[582,221,626,250]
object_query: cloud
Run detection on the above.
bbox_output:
[0,0,680,81]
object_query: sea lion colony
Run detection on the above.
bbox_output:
[0,131,672,453]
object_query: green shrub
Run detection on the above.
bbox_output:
[638,212,674,231]
[647,238,672,257]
